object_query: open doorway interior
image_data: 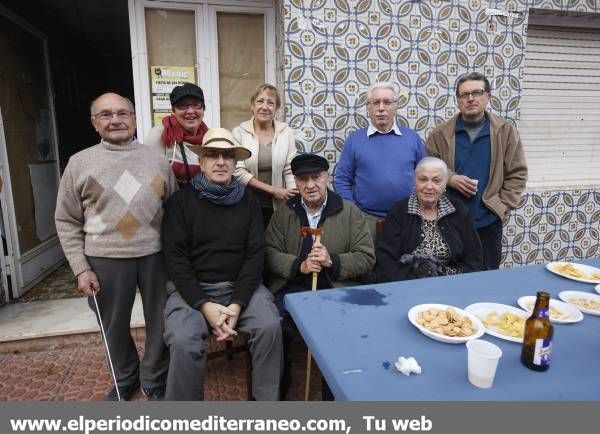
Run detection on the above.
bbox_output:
[0,0,133,298]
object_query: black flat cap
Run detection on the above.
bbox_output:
[291,153,329,176]
[170,83,205,106]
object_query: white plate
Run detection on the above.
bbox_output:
[464,303,529,343]
[545,262,600,284]
[558,291,600,316]
[517,296,584,324]
[407,304,484,344]
[595,284,600,295]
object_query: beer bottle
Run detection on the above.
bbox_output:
[521,291,553,371]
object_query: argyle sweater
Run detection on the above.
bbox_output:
[55,140,177,276]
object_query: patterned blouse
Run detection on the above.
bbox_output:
[408,193,461,275]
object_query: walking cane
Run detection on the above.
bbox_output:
[299,227,323,401]
[92,291,121,401]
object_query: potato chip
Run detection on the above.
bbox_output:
[478,310,525,338]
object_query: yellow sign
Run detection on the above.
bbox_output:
[150,66,196,126]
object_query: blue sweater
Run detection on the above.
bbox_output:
[334,127,425,217]
[455,116,498,228]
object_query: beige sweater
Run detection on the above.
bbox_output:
[232,118,297,210]
[55,140,177,275]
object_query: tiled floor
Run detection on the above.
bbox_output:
[15,263,78,303]
[0,335,324,401]
[0,264,326,401]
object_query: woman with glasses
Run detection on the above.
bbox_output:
[145,83,209,188]
[232,84,298,227]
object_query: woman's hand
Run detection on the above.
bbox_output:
[271,186,298,201]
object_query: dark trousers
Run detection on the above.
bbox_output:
[275,285,334,400]
[477,219,503,270]
[87,252,169,388]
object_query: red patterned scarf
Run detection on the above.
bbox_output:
[160,115,208,147]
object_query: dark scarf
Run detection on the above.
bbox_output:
[161,114,208,147]
[191,172,245,206]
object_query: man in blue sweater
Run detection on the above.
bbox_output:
[335,82,425,237]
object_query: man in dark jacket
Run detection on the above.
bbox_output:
[161,128,282,401]
[265,153,375,398]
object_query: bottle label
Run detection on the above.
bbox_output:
[537,308,550,319]
[533,338,552,367]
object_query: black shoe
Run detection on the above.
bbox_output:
[141,385,166,401]
[104,381,139,401]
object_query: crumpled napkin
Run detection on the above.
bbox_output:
[395,356,422,376]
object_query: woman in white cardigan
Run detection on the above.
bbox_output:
[233,84,298,226]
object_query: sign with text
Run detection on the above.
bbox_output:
[150,65,196,126]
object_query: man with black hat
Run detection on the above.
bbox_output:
[161,127,283,401]
[145,82,209,187]
[265,153,375,398]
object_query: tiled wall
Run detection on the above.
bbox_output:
[282,0,600,267]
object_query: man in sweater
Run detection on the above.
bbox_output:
[265,153,375,398]
[425,72,527,269]
[55,92,177,401]
[161,127,282,401]
[335,81,426,237]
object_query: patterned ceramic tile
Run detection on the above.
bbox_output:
[283,0,600,267]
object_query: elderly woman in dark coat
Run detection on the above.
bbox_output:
[376,157,484,282]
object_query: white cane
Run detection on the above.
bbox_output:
[92,291,121,401]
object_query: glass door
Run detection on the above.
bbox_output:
[0,9,63,298]
[129,0,276,140]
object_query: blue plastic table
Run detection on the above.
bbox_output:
[284,260,600,400]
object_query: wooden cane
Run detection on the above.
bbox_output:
[299,227,322,400]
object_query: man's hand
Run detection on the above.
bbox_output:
[448,174,478,197]
[300,257,322,274]
[271,186,299,201]
[200,302,238,341]
[309,243,333,268]
[77,270,100,296]
[224,303,242,336]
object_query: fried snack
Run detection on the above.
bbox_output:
[590,272,600,281]
[554,262,586,279]
[524,301,572,321]
[478,311,525,338]
[567,297,600,312]
[416,307,475,338]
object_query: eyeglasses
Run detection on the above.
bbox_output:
[457,89,487,100]
[174,102,205,111]
[367,99,398,107]
[92,111,134,121]
[202,150,236,160]
[254,98,276,108]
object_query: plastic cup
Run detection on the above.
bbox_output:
[466,339,502,389]
[472,179,479,191]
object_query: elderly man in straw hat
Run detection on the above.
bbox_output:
[161,127,282,401]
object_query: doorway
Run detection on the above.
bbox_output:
[0,8,62,298]
[129,0,277,141]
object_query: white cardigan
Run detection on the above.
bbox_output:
[233,118,298,209]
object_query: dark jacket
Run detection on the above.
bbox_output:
[376,194,484,283]
[161,185,264,309]
[265,189,375,292]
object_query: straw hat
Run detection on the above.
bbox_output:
[190,127,251,161]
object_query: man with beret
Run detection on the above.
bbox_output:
[265,153,375,398]
[145,82,209,187]
[161,127,283,401]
